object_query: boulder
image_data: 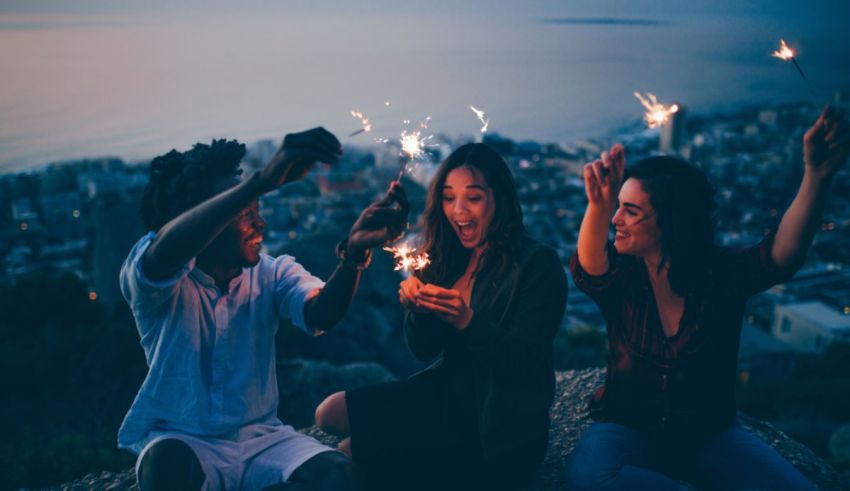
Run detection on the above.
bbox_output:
[32,369,849,490]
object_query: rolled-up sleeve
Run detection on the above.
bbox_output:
[120,232,194,318]
[272,255,325,335]
[723,230,806,298]
[569,242,625,309]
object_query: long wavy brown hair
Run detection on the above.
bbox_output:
[417,143,526,286]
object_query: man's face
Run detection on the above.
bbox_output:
[203,177,266,269]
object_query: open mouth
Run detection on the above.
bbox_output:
[615,230,631,240]
[456,221,476,242]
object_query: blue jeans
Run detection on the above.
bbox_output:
[564,422,816,491]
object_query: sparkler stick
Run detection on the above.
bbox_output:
[633,92,679,128]
[348,110,372,137]
[772,39,817,102]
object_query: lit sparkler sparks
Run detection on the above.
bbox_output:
[398,117,433,180]
[771,39,817,101]
[400,117,432,160]
[633,92,679,128]
[772,39,794,60]
[383,243,430,272]
[469,105,489,133]
[349,110,372,137]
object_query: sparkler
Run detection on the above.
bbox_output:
[348,110,372,137]
[633,92,679,128]
[469,105,489,134]
[383,242,430,272]
[772,39,817,101]
[398,117,433,180]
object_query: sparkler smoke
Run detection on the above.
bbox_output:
[348,110,372,137]
[469,105,490,134]
[633,92,679,128]
[383,242,430,272]
[772,39,817,102]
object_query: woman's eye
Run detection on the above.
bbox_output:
[442,195,454,202]
[626,210,637,217]
[467,195,482,202]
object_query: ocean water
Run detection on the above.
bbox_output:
[1,9,849,172]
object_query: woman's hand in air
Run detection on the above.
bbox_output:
[583,143,625,211]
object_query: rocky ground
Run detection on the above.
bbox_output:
[30,368,849,491]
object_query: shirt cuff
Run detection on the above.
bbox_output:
[569,243,620,294]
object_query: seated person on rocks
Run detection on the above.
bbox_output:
[564,107,849,491]
[118,127,409,491]
[315,143,568,490]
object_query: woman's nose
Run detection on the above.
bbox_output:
[611,208,623,225]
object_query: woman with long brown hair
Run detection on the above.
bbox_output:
[564,106,849,490]
[315,142,568,490]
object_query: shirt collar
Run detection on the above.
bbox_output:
[190,265,247,292]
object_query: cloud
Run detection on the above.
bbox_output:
[538,18,671,27]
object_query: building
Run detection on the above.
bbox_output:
[772,301,850,353]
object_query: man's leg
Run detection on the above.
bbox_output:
[261,450,363,491]
[564,422,694,491]
[137,438,205,491]
[693,423,816,491]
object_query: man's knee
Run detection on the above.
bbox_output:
[315,391,348,435]
[291,450,363,491]
[138,438,204,491]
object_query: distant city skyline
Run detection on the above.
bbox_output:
[2,1,849,172]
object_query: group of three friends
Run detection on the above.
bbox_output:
[118,106,848,490]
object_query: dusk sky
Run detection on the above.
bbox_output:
[2,1,849,172]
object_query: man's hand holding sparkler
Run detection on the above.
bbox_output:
[403,282,474,330]
[305,183,409,332]
[346,181,410,258]
[257,127,342,193]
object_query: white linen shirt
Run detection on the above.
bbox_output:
[118,232,325,452]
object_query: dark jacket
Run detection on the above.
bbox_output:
[404,238,568,461]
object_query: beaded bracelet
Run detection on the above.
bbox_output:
[335,239,372,271]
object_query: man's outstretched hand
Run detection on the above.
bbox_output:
[257,127,342,193]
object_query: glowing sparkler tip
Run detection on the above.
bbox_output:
[633,92,679,128]
[772,39,795,61]
[349,109,371,137]
[383,244,430,272]
[469,105,490,133]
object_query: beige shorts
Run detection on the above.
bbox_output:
[134,423,334,490]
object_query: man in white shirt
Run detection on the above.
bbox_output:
[119,127,408,490]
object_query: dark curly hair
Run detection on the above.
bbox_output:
[418,143,526,285]
[140,139,246,231]
[625,156,717,296]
